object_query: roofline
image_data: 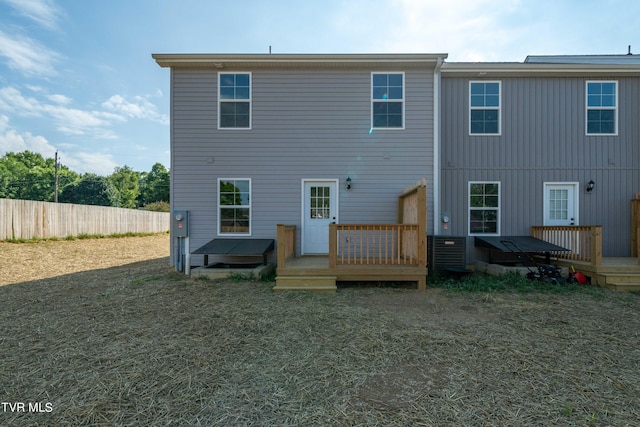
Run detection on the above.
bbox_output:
[442,62,640,76]
[152,53,449,69]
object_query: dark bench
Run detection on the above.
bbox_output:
[191,238,275,266]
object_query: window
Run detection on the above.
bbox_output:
[469,182,500,235]
[372,73,404,129]
[469,81,501,135]
[218,178,251,235]
[586,81,617,135]
[218,73,251,129]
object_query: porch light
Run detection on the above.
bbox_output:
[586,180,595,192]
[346,177,352,190]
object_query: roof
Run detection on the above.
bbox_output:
[442,52,640,77]
[441,61,640,77]
[525,54,640,64]
[152,53,448,70]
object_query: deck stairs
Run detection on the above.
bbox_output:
[598,270,640,291]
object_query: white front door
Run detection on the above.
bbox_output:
[543,183,578,226]
[303,180,338,254]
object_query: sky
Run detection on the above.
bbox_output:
[0,0,639,175]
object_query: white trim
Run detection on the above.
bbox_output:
[301,179,339,255]
[585,80,618,136]
[217,71,252,130]
[433,57,444,234]
[371,71,405,130]
[543,182,579,226]
[468,181,501,236]
[217,177,252,236]
[469,80,502,136]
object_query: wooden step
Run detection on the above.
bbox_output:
[599,273,640,291]
[605,282,640,291]
[274,276,337,292]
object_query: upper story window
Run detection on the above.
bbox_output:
[469,81,501,135]
[586,81,617,135]
[218,72,251,129]
[372,72,404,129]
[469,181,500,235]
[218,178,251,235]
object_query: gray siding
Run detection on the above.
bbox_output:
[171,68,435,265]
[441,75,640,258]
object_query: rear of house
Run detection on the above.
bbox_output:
[439,56,640,262]
[153,54,445,268]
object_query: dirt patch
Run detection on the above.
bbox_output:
[0,234,170,286]
[1,235,639,426]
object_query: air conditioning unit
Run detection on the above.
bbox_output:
[428,236,467,274]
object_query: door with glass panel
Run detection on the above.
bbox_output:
[303,180,337,254]
[543,183,578,226]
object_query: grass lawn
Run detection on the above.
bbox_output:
[1,236,639,426]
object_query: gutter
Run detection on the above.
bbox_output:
[433,56,444,236]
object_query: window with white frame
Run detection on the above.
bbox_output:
[372,73,404,129]
[469,182,500,235]
[218,73,251,129]
[218,178,251,235]
[469,81,501,135]
[586,81,617,135]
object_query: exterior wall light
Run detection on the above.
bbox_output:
[346,177,352,190]
[586,180,595,192]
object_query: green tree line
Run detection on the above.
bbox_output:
[0,151,170,211]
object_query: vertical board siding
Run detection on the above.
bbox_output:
[171,68,435,263]
[441,75,640,257]
[0,199,169,240]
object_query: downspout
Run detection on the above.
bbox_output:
[433,56,444,236]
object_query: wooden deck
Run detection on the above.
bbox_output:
[275,256,427,291]
[542,256,640,290]
[274,182,428,292]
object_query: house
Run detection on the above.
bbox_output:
[153,52,640,289]
[438,55,640,288]
[152,53,447,289]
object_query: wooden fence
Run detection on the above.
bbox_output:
[0,198,169,240]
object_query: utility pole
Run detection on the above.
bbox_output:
[54,150,59,203]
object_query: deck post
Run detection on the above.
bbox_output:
[591,226,603,266]
[329,223,337,268]
[417,185,427,269]
[276,224,296,269]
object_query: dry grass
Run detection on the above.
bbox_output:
[1,235,639,426]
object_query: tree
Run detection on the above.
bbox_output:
[139,163,170,206]
[0,151,78,201]
[59,174,117,206]
[108,166,141,208]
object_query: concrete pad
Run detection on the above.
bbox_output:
[191,263,274,280]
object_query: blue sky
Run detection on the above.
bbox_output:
[0,0,638,175]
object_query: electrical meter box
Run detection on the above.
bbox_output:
[173,210,189,237]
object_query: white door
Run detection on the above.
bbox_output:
[303,180,337,254]
[543,183,578,226]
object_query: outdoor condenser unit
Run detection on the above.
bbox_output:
[427,236,467,274]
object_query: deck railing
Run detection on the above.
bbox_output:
[531,225,602,266]
[276,224,297,268]
[329,223,425,267]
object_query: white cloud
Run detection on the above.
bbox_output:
[0,115,56,157]
[3,0,63,30]
[47,94,72,105]
[62,151,118,176]
[0,115,117,175]
[0,86,122,137]
[0,30,60,76]
[102,94,169,125]
[332,0,535,61]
